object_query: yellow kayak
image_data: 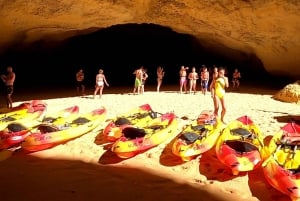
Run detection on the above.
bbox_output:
[172,110,223,161]
[111,112,178,159]
[22,107,107,152]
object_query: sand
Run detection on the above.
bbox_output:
[0,84,299,201]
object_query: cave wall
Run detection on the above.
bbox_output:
[0,0,299,78]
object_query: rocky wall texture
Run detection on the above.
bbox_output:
[0,0,299,78]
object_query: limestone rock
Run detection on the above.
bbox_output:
[0,0,299,78]
[273,81,300,104]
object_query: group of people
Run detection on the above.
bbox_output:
[1,64,240,124]
[178,65,242,123]
[76,68,109,99]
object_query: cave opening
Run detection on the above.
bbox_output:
[0,23,268,91]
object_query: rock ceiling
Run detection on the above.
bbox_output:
[0,0,299,78]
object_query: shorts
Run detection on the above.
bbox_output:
[76,81,84,87]
[6,85,13,95]
[201,80,208,89]
[135,78,142,87]
[180,77,187,85]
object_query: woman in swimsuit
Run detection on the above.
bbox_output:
[94,69,109,99]
[212,67,229,123]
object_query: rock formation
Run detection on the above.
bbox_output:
[0,0,299,78]
[273,80,300,104]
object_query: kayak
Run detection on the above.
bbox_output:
[172,110,223,161]
[0,105,79,150]
[102,104,158,141]
[0,101,38,114]
[215,115,264,175]
[111,112,178,159]
[0,100,47,131]
[262,122,300,201]
[22,107,107,152]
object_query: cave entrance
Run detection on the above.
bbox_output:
[0,23,267,89]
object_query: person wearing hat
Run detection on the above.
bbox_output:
[94,69,109,99]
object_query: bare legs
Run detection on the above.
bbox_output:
[6,94,13,108]
[157,78,162,92]
[180,81,187,94]
[213,95,227,124]
[94,86,104,99]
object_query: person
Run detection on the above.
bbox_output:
[133,66,143,95]
[200,65,210,95]
[141,68,148,94]
[232,68,241,89]
[211,67,229,124]
[1,66,16,108]
[76,68,85,96]
[93,69,109,99]
[209,66,218,97]
[179,65,188,94]
[188,67,199,94]
[156,66,165,92]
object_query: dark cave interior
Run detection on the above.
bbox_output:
[0,23,271,91]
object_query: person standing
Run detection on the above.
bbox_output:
[200,65,210,95]
[156,66,165,92]
[1,66,16,108]
[76,68,85,96]
[93,69,109,99]
[188,67,199,94]
[211,67,229,124]
[133,66,143,95]
[141,68,148,94]
[232,68,241,89]
[209,66,218,97]
[179,65,188,94]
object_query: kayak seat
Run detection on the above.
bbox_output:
[230,128,252,138]
[43,117,58,123]
[226,140,258,153]
[123,127,146,139]
[38,124,60,133]
[1,116,16,122]
[115,117,132,126]
[7,123,27,132]
[72,117,90,125]
[180,132,200,144]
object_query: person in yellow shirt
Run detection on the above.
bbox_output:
[211,67,229,123]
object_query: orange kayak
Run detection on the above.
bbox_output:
[262,122,300,201]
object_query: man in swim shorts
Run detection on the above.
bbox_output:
[76,68,85,96]
[133,66,143,95]
[200,65,210,95]
[179,65,189,94]
[1,66,15,108]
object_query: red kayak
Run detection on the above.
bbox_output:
[262,122,300,201]
[215,115,265,175]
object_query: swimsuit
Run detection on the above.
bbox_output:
[215,78,225,99]
[135,78,142,87]
[180,77,187,85]
[6,85,13,95]
[97,81,104,87]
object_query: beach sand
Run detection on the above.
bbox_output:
[0,84,299,201]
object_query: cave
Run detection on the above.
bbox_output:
[0,23,270,91]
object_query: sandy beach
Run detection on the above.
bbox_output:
[0,84,299,201]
